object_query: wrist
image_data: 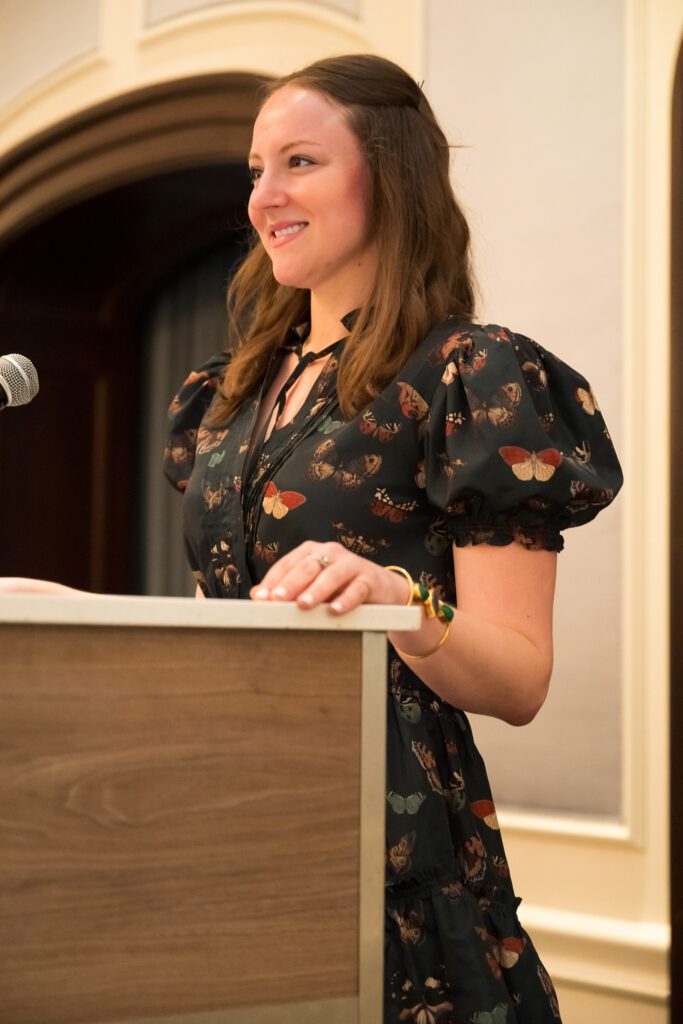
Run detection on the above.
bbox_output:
[387,572,411,606]
[384,565,454,661]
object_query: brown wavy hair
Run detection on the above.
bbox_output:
[211,53,476,423]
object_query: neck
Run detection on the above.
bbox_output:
[305,299,362,354]
[306,254,376,351]
[304,301,351,353]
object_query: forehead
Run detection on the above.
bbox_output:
[251,84,357,152]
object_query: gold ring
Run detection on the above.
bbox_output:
[317,554,331,569]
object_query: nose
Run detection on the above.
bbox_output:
[248,168,288,215]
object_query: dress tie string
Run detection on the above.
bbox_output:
[271,338,340,425]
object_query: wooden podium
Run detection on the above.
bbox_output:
[0,595,420,1024]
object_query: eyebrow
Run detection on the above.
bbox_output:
[248,140,323,161]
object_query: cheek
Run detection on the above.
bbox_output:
[340,170,372,242]
[334,194,371,247]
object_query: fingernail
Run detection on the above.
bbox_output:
[330,600,343,613]
[299,593,313,607]
[254,587,269,599]
[272,586,287,598]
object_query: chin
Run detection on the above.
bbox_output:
[270,264,312,289]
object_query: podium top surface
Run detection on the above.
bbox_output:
[0,594,422,632]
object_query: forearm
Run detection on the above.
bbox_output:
[388,611,552,726]
[0,576,94,596]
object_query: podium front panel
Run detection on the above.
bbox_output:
[0,619,390,1024]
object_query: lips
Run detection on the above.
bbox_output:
[269,221,308,245]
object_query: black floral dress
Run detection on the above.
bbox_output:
[164,315,623,1024]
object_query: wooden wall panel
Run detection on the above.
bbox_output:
[0,625,362,1023]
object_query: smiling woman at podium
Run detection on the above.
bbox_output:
[1,53,622,1024]
[160,54,623,1023]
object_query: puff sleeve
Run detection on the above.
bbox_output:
[162,352,229,492]
[423,324,623,552]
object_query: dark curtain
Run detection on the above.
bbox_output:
[138,244,240,596]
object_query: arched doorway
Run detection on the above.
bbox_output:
[0,75,259,592]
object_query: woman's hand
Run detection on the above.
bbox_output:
[249,541,409,614]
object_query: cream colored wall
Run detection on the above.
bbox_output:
[427,0,625,819]
[0,0,100,107]
[0,0,677,1020]
[426,0,677,1019]
[145,0,361,24]
[0,0,422,152]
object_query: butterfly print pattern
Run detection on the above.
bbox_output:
[360,409,403,442]
[521,358,549,390]
[262,481,306,519]
[386,791,427,815]
[203,481,228,511]
[445,410,466,435]
[424,516,450,556]
[371,487,419,523]
[397,381,429,421]
[471,382,522,429]
[387,969,454,1022]
[471,800,500,831]
[209,539,241,590]
[333,521,390,556]
[575,385,600,414]
[164,317,623,1024]
[195,427,228,456]
[387,906,425,946]
[460,348,488,374]
[308,438,382,488]
[387,831,416,877]
[427,329,475,366]
[254,538,280,564]
[498,446,563,483]
[441,361,458,385]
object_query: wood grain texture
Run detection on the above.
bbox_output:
[90,995,358,1024]
[0,625,364,1024]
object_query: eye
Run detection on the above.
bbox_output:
[289,155,315,169]
[248,165,262,184]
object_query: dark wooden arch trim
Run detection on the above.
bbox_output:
[671,32,683,1019]
[0,73,262,594]
[0,73,262,250]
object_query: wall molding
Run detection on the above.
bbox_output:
[0,0,424,159]
[499,809,632,846]
[0,73,260,249]
[519,903,669,1003]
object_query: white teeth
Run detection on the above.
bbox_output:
[273,223,306,238]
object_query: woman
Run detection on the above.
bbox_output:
[4,53,621,1021]
[163,54,622,1022]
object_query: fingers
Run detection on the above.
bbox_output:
[252,541,319,595]
[250,542,379,613]
[251,542,340,601]
[294,559,362,609]
[328,576,372,615]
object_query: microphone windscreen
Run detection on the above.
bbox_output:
[0,353,39,407]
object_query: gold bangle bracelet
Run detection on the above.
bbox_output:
[393,619,451,661]
[385,564,415,605]
[385,564,454,661]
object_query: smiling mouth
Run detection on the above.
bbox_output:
[271,222,308,239]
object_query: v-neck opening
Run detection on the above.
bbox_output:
[240,335,344,494]
[267,343,339,430]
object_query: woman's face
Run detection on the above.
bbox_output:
[248,84,377,306]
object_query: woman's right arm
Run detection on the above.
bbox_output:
[195,584,206,599]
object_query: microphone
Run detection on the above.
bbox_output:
[0,354,39,409]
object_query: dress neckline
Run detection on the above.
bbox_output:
[280,308,359,360]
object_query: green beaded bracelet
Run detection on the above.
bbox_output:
[385,565,454,660]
